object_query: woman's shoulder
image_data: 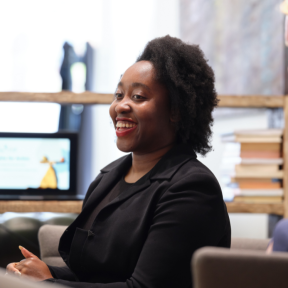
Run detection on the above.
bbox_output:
[151,143,219,185]
[181,156,218,182]
[150,144,223,202]
[174,157,221,190]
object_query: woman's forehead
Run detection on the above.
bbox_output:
[121,61,155,84]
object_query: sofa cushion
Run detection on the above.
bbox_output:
[38,225,67,267]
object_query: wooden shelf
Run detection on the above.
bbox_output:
[1,200,282,215]
[0,201,83,214]
[218,95,284,108]
[0,91,114,104]
[0,92,285,107]
[225,202,284,215]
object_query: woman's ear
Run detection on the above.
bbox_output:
[170,109,181,123]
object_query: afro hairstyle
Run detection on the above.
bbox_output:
[136,35,218,156]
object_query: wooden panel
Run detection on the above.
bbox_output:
[0,92,285,107]
[0,91,114,104]
[0,201,83,214]
[218,95,284,108]
[226,202,284,215]
[283,97,288,218]
[0,200,283,215]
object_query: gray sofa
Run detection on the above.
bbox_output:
[38,225,67,267]
[38,225,288,288]
[0,213,77,268]
[0,267,66,288]
[192,246,288,288]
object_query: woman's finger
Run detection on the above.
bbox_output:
[6,263,20,273]
[12,256,53,281]
[15,259,31,271]
[19,246,38,259]
[14,271,21,277]
[16,259,28,269]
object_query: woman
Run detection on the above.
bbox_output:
[7,35,231,287]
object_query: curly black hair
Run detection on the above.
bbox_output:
[136,35,218,156]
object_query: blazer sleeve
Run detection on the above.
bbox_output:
[48,265,77,281]
[45,172,229,288]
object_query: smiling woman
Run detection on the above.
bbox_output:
[6,36,231,288]
[111,60,175,161]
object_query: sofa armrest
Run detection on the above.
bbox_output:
[38,225,67,267]
[192,247,288,288]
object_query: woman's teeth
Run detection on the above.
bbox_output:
[116,122,136,128]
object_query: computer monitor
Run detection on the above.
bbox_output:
[0,132,78,199]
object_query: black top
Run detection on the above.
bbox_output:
[82,172,151,230]
[46,144,231,288]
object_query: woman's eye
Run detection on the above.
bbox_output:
[115,93,123,99]
[132,95,144,100]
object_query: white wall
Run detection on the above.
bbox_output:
[229,213,268,239]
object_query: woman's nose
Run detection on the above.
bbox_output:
[115,97,131,114]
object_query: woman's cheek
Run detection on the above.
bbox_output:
[109,102,117,119]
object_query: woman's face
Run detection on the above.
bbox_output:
[109,60,176,153]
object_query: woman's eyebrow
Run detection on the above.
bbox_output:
[117,81,124,88]
[117,81,151,92]
[131,82,151,92]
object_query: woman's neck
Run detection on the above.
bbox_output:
[124,143,175,183]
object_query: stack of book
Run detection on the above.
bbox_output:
[222,129,283,203]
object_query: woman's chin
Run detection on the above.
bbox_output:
[116,140,134,153]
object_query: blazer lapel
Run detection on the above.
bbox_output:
[79,144,197,219]
[101,144,197,208]
[79,154,132,218]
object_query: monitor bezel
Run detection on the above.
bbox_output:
[0,132,77,196]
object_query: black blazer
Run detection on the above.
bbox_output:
[47,144,231,288]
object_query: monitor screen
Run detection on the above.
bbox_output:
[0,133,77,196]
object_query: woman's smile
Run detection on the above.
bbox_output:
[115,117,138,137]
[116,122,137,137]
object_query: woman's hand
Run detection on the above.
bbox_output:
[6,262,21,276]
[6,246,53,281]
